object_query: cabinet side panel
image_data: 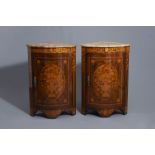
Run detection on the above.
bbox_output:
[28,48,32,88]
[82,47,86,113]
[28,47,36,115]
[72,47,76,112]
[123,46,130,113]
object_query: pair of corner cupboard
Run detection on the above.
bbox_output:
[27,42,130,118]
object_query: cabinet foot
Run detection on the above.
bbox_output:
[122,109,127,115]
[43,110,62,118]
[70,111,76,115]
[122,106,128,115]
[30,108,37,116]
[97,109,115,117]
[81,108,87,115]
[71,109,76,115]
[67,108,76,115]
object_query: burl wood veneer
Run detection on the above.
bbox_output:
[81,42,130,117]
[27,43,76,118]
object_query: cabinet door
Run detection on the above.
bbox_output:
[86,52,124,107]
[32,53,72,108]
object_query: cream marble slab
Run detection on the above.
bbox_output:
[81,41,130,47]
[27,42,75,48]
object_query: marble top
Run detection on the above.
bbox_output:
[81,41,130,47]
[27,42,75,48]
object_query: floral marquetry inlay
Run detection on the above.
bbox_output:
[38,63,66,99]
[93,64,119,99]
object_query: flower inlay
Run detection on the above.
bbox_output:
[38,63,65,99]
[93,64,119,99]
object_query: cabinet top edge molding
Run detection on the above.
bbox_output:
[27,42,76,48]
[81,41,130,47]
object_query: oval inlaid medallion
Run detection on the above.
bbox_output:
[93,64,119,99]
[38,64,65,99]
